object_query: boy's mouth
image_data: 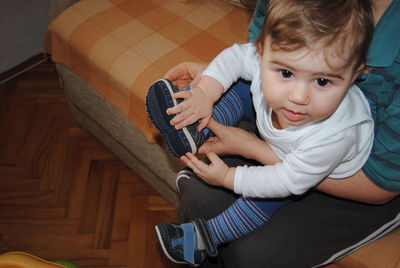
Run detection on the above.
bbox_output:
[282,109,306,122]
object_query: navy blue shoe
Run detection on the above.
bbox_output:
[155,219,218,266]
[146,79,206,158]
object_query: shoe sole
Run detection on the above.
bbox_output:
[146,79,198,157]
[154,225,189,266]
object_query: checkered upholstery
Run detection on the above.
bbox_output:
[45,0,252,143]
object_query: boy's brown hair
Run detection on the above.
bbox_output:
[257,0,374,70]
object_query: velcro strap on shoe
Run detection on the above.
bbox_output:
[193,218,218,257]
[181,223,196,264]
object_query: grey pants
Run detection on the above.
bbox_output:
[177,155,400,268]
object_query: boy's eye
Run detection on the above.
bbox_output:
[280,69,293,78]
[316,78,330,87]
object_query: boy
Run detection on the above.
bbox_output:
[145,0,374,265]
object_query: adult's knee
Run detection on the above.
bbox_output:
[219,224,306,268]
[178,177,237,222]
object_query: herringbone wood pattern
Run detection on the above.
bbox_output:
[0,62,176,268]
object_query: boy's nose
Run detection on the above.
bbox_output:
[288,85,310,105]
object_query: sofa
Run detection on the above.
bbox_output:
[45,0,399,267]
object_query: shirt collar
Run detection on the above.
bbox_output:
[366,0,400,68]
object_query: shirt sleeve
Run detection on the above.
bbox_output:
[202,43,257,91]
[248,0,269,42]
[234,130,358,198]
[357,54,400,191]
[362,113,400,191]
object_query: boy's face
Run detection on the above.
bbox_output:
[259,38,358,129]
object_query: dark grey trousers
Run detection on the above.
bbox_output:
[177,155,400,268]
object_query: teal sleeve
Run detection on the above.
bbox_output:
[248,0,269,42]
[358,50,400,191]
[358,0,400,191]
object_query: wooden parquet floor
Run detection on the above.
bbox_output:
[0,62,176,268]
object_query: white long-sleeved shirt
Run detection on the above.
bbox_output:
[202,43,374,198]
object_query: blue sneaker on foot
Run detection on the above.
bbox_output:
[146,79,206,158]
[155,219,218,266]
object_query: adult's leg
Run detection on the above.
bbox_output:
[178,159,400,268]
[218,192,400,268]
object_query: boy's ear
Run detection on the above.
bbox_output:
[256,40,263,55]
[352,63,366,82]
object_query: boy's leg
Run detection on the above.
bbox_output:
[202,80,255,137]
[207,197,290,246]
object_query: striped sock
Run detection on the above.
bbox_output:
[206,197,290,246]
[202,88,244,137]
[184,83,246,138]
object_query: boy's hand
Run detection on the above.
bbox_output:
[167,85,214,131]
[164,62,207,90]
[199,119,259,157]
[199,119,282,165]
[181,152,235,190]
[166,76,224,131]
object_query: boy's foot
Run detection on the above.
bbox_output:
[146,79,206,158]
[155,219,218,266]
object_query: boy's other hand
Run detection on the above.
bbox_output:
[199,119,259,157]
[180,152,235,190]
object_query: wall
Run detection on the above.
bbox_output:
[0,0,50,74]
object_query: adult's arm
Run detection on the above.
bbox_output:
[317,171,400,205]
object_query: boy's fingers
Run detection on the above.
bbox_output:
[206,119,225,136]
[173,91,191,99]
[187,153,208,168]
[170,109,192,124]
[167,101,188,115]
[164,63,190,81]
[185,160,199,175]
[186,152,201,164]
[175,80,191,91]
[174,115,199,130]
[198,137,219,154]
[180,155,189,163]
[184,153,204,174]
[197,118,209,132]
[206,151,221,164]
